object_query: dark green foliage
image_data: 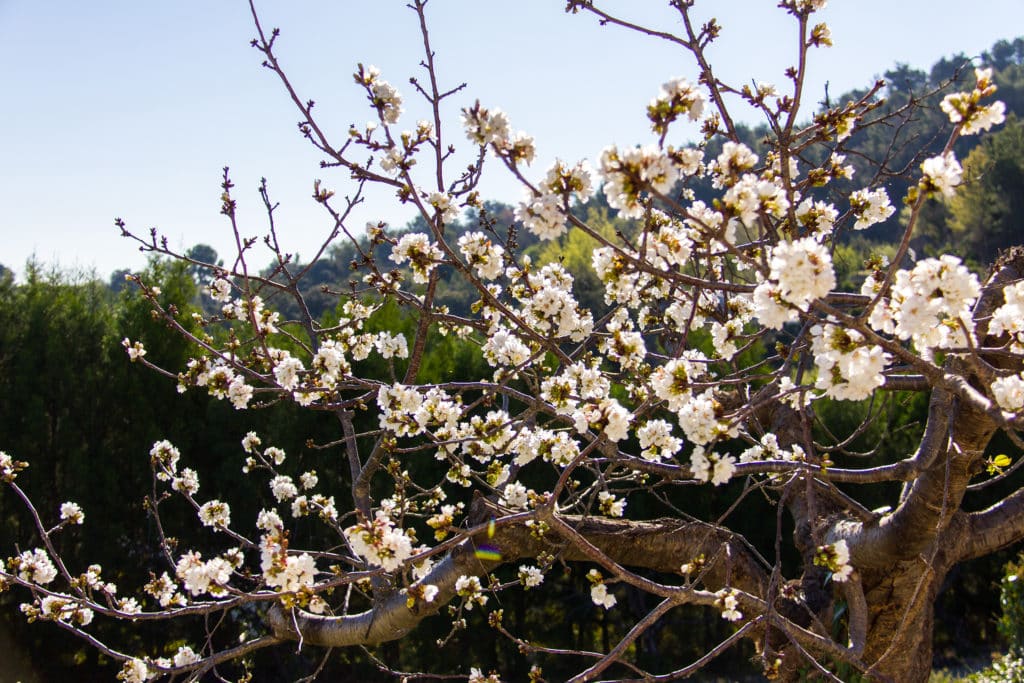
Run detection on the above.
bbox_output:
[0,261,204,678]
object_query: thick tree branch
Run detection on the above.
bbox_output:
[838,388,995,568]
[267,498,770,647]
[960,488,1024,561]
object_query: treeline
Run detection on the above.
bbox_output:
[3,37,1024,680]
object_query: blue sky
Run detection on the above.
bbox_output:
[2,1,1022,279]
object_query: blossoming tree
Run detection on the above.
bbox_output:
[2,1,1022,681]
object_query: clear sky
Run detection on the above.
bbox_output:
[2,1,1022,279]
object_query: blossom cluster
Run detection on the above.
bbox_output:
[600,143,685,219]
[31,594,94,626]
[586,569,616,609]
[990,281,1024,352]
[257,515,319,595]
[11,548,58,585]
[514,159,595,240]
[647,77,706,135]
[356,64,403,125]
[863,255,980,353]
[0,450,27,482]
[940,67,1006,135]
[391,233,444,284]
[810,324,890,401]
[458,231,506,281]
[221,294,280,335]
[455,574,488,610]
[175,357,253,409]
[849,188,895,230]
[989,281,1024,411]
[690,446,738,486]
[175,550,234,597]
[344,511,415,571]
[461,102,536,166]
[714,588,743,622]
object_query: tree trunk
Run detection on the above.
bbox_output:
[860,558,946,682]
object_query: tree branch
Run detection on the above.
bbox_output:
[960,488,1024,561]
[267,498,770,648]
[835,387,995,568]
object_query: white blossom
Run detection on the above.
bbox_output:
[515,191,566,240]
[60,501,84,525]
[175,551,232,597]
[710,141,758,186]
[241,432,261,454]
[637,419,682,462]
[227,376,253,409]
[600,144,681,218]
[542,158,595,201]
[360,65,403,124]
[458,232,506,281]
[122,338,147,362]
[647,77,706,134]
[992,374,1024,412]
[940,68,1006,135]
[270,475,299,503]
[206,277,232,302]
[300,470,318,490]
[884,256,980,351]
[920,152,963,199]
[198,500,231,530]
[273,356,305,391]
[262,548,317,593]
[849,188,895,230]
[171,468,199,496]
[712,454,737,486]
[150,440,181,481]
[598,491,626,517]
[716,589,743,621]
[811,324,891,401]
[769,237,836,309]
[257,509,283,532]
[172,646,200,667]
[462,103,511,146]
[753,282,797,329]
[17,548,57,585]
[345,512,414,571]
[501,482,530,510]
[678,391,732,445]
[265,446,286,466]
[795,197,838,236]
[455,574,488,610]
[590,582,617,609]
[427,192,460,224]
[518,565,544,589]
[815,539,853,582]
[390,233,444,284]
[117,659,152,683]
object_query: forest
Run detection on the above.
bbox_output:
[3,3,1024,680]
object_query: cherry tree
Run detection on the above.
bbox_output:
[2,1,1021,681]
